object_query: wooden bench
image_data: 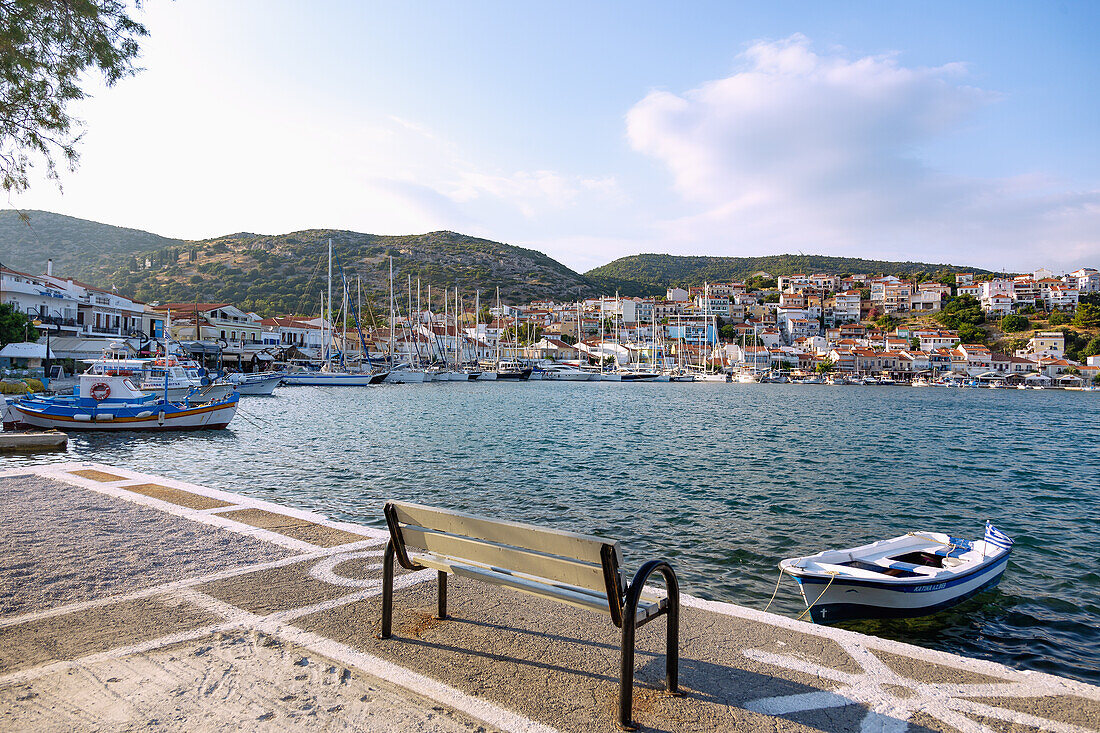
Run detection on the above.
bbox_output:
[377,501,681,731]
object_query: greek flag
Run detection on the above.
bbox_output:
[985,522,1014,550]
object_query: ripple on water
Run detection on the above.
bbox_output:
[4,382,1098,684]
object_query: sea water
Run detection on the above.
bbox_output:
[6,381,1098,684]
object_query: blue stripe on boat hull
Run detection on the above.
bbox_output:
[803,564,1009,624]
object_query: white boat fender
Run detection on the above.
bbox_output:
[95,413,114,421]
[135,411,153,418]
[157,410,166,425]
[73,413,92,422]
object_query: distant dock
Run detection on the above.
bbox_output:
[1,463,1096,732]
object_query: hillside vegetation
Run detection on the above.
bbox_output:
[0,212,598,314]
[0,210,184,278]
[586,253,991,296]
[3,210,1001,316]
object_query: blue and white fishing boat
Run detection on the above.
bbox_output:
[4,374,239,431]
[779,523,1013,623]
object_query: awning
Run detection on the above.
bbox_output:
[178,341,223,355]
[0,342,54,359]
[35,337,114,359]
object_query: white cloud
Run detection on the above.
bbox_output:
[626,34,1100,271]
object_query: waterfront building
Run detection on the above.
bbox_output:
[827,348,856,372]
[956,344,994,374]
[43,272,155,340]
[153,303,262,344]
[260,316,324,348]
[1,265,81,336]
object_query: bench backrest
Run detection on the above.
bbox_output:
[385,501,625,617]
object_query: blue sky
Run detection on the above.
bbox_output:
[7,1,1099,273]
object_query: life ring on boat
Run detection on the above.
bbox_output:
[90,382,111,401]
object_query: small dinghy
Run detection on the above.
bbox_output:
[779,523,1013,623]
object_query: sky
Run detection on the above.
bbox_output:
[6,1,1100,273]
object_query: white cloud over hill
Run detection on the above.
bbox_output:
[626,34,1100,271]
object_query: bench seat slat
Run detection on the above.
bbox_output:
[401,524,608,593]
[392,501,621,565]
[412,553,664,624]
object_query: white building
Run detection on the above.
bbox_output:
[832,291,861,324]
[665,287,690,302]
[1046,285,1079,310]
[1068,267,1100,293]
[1,265,81,336]
[982,293,1014,315]
[43,274,153,339]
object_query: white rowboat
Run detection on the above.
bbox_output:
[779,526,1012,623]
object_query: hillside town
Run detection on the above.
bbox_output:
[2,258,1099,386]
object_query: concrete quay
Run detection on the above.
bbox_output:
[0,462,1096,732]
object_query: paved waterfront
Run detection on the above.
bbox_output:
[0,462,1097,732]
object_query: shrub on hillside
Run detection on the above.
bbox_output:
[958,323,986,344]
[1048,310,1070,326]
[936,295,984,329]
[1073,303,1100,329]
[1001,314,1030,332]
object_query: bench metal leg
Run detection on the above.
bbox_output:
[619,617,638,731]
[437,570,448,620]
[618,560,681,731]
[377,539,395,639]
[665,587,680,696]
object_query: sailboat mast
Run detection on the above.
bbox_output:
[389,258,393,372]
[327,239,332,371]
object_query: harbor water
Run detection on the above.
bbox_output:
[5,381,1099,684]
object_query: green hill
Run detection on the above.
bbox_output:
[0,209,185,280]
[2,210,999,314]
[0,211,597,314]
[585,253,992,296]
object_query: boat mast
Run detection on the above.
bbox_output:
[651,296,657,371]
[388,256,394,369]
[327,239,333,371]
[407,275,413,366]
